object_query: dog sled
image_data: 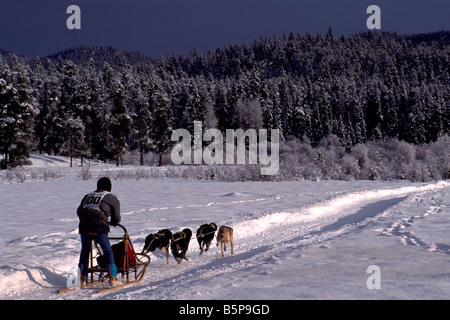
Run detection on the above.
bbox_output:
[58,224,151,294]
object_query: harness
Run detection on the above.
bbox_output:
[143,231,165,252]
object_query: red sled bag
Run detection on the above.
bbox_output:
[97,240,136,269]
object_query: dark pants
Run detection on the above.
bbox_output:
[78,233,117,278]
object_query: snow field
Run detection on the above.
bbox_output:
[0,158,449,299]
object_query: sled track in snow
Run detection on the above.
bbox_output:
[230,181,449,248]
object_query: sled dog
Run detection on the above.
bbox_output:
[216,226,234,257]
[171,228,192,264]
[142,229,172,264]
[196,223,217,255]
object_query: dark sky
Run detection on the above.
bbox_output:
[1,0,449,58]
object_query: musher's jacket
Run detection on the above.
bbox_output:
[77,189,121,234]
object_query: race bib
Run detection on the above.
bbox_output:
[82,191,109,210]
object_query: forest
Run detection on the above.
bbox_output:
[0,29,449,181]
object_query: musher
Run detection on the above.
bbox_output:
[77,177,123,287]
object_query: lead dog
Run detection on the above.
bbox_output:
[142,229,172,264]
[196,223,217,255]
[171,228,192,264]
[216,226,234,257]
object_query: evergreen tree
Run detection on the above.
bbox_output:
[84,59,105,160]
[148,81,173,166]
[110,79,131,166]
[214,83,230,131]
[34,63,61,155]
[0,57,36,169]
[131,81,152,165]
[91,62,116,161]
[203,94,219,129]
[365,79,383,140]
[58,59,89,166]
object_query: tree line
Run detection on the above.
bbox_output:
[0,29,449,170]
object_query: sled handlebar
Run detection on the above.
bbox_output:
[116,223,128,234]
[109,224,129,240]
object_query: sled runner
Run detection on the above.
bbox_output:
[58,224,150,294]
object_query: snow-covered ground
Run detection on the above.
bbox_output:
[0,155,449,300]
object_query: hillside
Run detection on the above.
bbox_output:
[1,30,449,174]
[44,45,154,68]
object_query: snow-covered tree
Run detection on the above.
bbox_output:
[0,56,36,169]
[34,59,61,155]
[233,99,263,130]
[130,81,152,165]
[58,59,89,166]
[110,79,131,166]
[148,81,172,166]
